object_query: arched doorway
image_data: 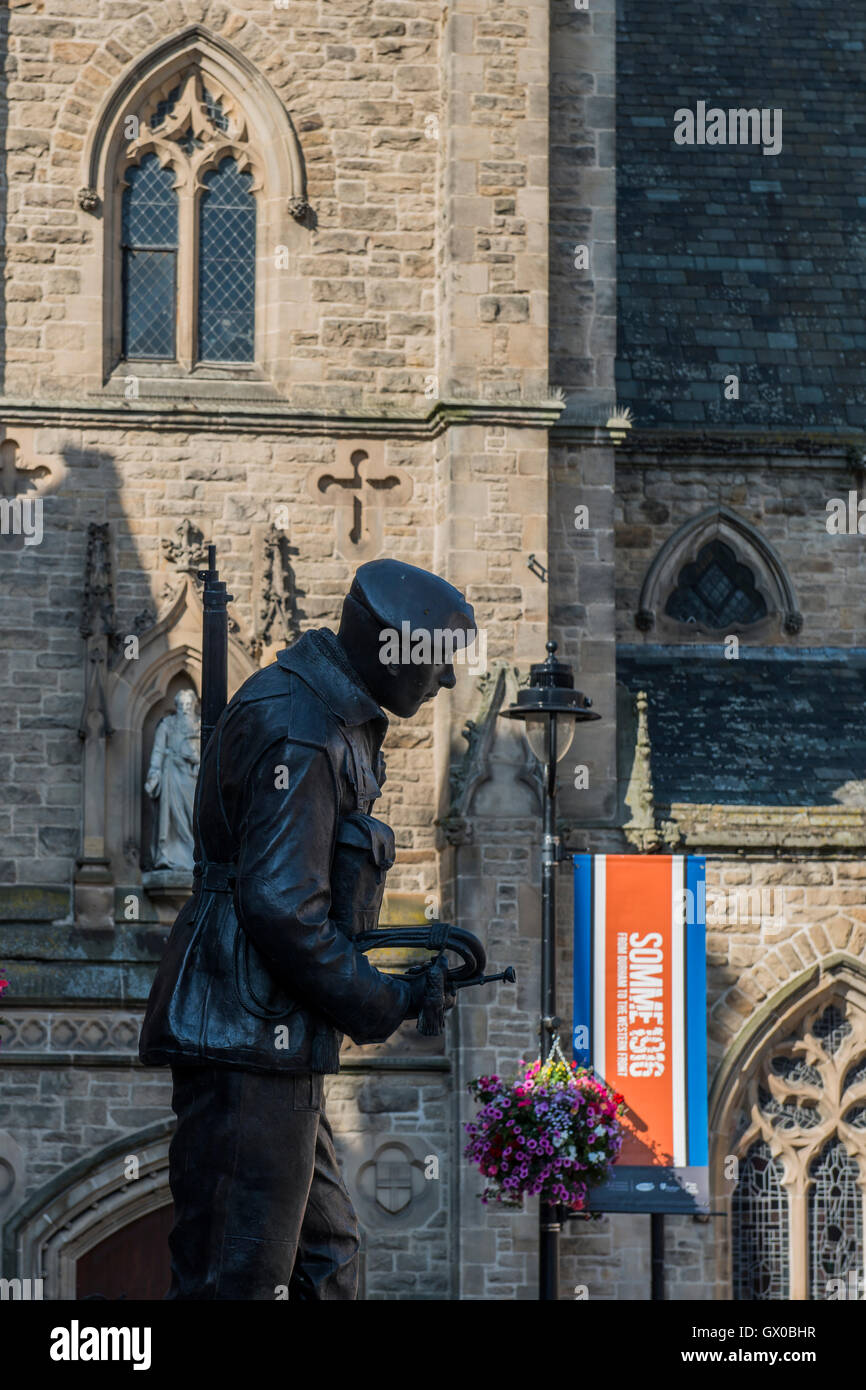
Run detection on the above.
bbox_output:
[5,1120,173,1300]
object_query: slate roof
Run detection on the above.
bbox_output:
[617,646,866,805]
[615,0,866,429]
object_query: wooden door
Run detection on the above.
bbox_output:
[76,1204,174,1301]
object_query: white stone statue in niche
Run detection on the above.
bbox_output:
[145,690,200,871]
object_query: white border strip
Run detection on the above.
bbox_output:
[670,854,686,1167]
[593,856,606,1078]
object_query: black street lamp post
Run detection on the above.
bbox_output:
[500,641,601,1301]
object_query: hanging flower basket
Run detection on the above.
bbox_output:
[463,1037,625,1213]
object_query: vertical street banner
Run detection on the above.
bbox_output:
[572,854,710,1213]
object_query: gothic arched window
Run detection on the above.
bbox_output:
[634,507,801,638]
[731,1000,866,1300]
[664,540,768,629]
[117,68,260,368]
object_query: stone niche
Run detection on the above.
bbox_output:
[139,673,201,901]
[76,572,257,928]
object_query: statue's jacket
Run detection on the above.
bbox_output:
[139,628,412,1073]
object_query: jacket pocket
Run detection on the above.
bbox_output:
[329,810,395,940]
[233,923,297,1021]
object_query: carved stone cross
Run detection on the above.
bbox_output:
[310,443,412,563]
[0,439,50,496]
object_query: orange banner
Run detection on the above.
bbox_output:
[604,855,674,1165]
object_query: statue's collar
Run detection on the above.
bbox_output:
[276,629,387,729]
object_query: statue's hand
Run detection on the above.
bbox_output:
[145,775,160,798]
[400,960,456,1024]
[400,969,428,1021]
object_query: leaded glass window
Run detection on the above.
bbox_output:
[121,155,178,359]
[808,1140,862,1299]
[732,999,866,1300]
[758,1085,821,1131]
[203,89,229,132]
[197,157,256,363]
[770,1056,822,1088]
[732,1143,789,1300]
[150,86,180,130]
[813,1005,852,1057]
[665,540,768,629]
[118,67,259,369]
[844,1055,866,1091]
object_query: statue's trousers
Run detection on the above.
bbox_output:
[165,1065,359,1300]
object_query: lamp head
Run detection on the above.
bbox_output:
[500,641,600,762]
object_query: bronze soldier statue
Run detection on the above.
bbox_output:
[140,559,476,1300]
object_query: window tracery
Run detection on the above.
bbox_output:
[119,66,261,367]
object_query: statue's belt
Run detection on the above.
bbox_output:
[195,862,236,893]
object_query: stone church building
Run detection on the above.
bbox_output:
[0,0,864,1299]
